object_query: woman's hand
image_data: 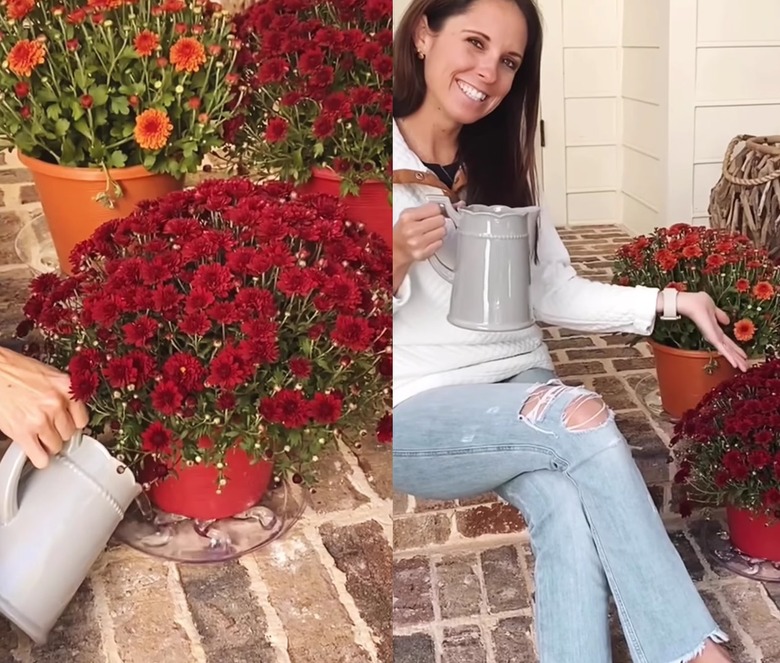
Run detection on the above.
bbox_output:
[0,349,89,468]
[393,202,448,266]
[675,292,749,372]
[393,202,452,294]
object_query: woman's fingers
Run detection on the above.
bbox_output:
[68,397,90,430]
[53,410,77,446]
[18,435,50,469]
[36,419,65,456]
[714,307,730,326]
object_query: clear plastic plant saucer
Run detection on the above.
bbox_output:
[697,517,780,583]
[633,372,679,426]
[114,479,308,563]
[14,210,61,275]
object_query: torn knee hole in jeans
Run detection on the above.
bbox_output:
[519,385,611,432]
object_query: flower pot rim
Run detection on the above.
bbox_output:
[648,339,724,359]
[18,152,176,182]
[726,503,780,528]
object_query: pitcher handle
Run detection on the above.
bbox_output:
[0,442,29,526]
[0,430,84,525]
[425,195,462,284]
[61,429,83,457]
[427,195,462,228]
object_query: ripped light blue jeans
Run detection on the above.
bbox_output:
[393,368,728,663]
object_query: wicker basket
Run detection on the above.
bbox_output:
[709,135,780,261]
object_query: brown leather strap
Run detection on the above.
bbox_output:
[393,167,468,202]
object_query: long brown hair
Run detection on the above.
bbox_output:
[393,0,543,209]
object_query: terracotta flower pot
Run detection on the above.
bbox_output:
[298,166,391,245]
[726,505,780,561]
[18,153,183,275]
[147,448,273,520]
[648,340,739,419]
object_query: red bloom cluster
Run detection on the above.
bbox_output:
[225,0,392,192]
[613,223,780,355]
[22,178,392,483]
[672,360,780,517]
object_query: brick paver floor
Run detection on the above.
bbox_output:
[393,225,780,663]
[0,150,391,663]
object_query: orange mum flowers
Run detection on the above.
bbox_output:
[7,40,46,77]
[134,30,160,57]
[169,37,206,73]
[134,109,173,150]
[753,281,775,301]
[6,0,35,20]
[734,319,756,343]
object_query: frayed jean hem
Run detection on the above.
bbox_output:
[670,628,729,663]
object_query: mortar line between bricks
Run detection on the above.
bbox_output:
[9,627,32,663]
[481,620,498,663]
[704,586,763,661]
[472,553,498,663]
[394,607,535,636]
[334,438,392,540]
[302,523,380,662]
[298,501,391,530]
[89,572,124,663]
[166,563,208,663]
[394,530,531,558]
[238,554,292,663]
[682,528,764,659]
[336,438,385,505]
[0,264,29,273]
[516,543,540,659]
[428,556,444,663]
[760,582,780,620]
[515,542,536,602]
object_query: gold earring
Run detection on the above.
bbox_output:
[417,50,425,60]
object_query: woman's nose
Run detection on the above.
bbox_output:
[475,59,498,84]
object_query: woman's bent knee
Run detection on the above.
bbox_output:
[520,384,613,433]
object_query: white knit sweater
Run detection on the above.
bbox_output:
[392,119,661,407]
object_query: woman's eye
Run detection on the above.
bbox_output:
[503,58,518,70]
[468,37,483,49]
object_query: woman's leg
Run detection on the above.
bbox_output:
[393,378,727,663]
[496,469,612,662]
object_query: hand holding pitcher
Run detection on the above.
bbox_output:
[0,348,89,469]
[393,202,449,265]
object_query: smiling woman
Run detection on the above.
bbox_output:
[394,0,542,208]
[391,1,741,662]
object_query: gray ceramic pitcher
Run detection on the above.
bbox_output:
[0,433,140,644]
[428,195,540,332]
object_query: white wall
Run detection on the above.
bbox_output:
[557,0,621,226]
[393,0,412,32]
[670,0,780,228]
[619,0,667,234]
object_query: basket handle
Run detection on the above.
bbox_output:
[721,134,780,187]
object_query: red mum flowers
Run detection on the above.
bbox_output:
[613,224,780,356]
[21,178,392,485]
[226,0,392,194]
[672,360,780,518]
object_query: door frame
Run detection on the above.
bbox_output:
[536,0,568,227]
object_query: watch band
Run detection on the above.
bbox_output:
[660,288,681,321]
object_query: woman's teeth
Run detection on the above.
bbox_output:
[457,81,486,102]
